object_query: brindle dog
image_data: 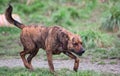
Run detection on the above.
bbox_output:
[5,4,85,73]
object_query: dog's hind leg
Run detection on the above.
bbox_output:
[27,48,39,70]
[20,32,37,70]
[20,41,36,70]
[20,50,31,69]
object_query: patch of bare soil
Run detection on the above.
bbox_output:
[0,58,119,74]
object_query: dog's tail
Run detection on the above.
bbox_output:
[5,4,25,29]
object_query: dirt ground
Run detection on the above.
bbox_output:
[0,58,119,74]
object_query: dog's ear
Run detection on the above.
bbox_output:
[57,31,69,49]
[59,32,68,43]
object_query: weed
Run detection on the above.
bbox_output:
[79,30,114,49]
[100,0,120,32]
[0,27,20,34]
[98,61,106,65]
[109,61,117,65]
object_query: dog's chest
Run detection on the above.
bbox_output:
[52,45,65,55]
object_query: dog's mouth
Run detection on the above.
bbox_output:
[71,49,85,56]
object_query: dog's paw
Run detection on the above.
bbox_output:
[28,68,34,72]
[73,68,78,72]
[53,72,58,76]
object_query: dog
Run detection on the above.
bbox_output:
[5,4,85,73]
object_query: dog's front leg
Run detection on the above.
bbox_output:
[46,51,55,73]
[63,52,79,72]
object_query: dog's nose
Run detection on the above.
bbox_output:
[81,49,85,53]
[80,48,85,53]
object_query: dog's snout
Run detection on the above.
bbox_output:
[72,48,85,56]
[81,49,85,53]
[80,47,85,53]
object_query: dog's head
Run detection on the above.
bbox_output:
[58,31,85,56]
[67,34,85,56]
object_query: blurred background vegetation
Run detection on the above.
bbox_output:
[0,0,120,60]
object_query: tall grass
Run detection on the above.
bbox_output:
[100,0,120,32]
[0,0,97,25]
[78,30,114,49]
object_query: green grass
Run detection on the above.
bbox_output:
[100,0,120,32]
[98,61,106,65]
[0,67,119,76]
[0,27,21,57]
[109,61,117,65]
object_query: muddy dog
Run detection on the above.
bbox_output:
[5,4,85,73]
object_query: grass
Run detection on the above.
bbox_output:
[100,0,120,32]
[98,61,106,65]
[0,67,119,76]
[0,27,21,57]
[109,61,117,65]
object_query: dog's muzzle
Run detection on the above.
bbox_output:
[72,48,85,56]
